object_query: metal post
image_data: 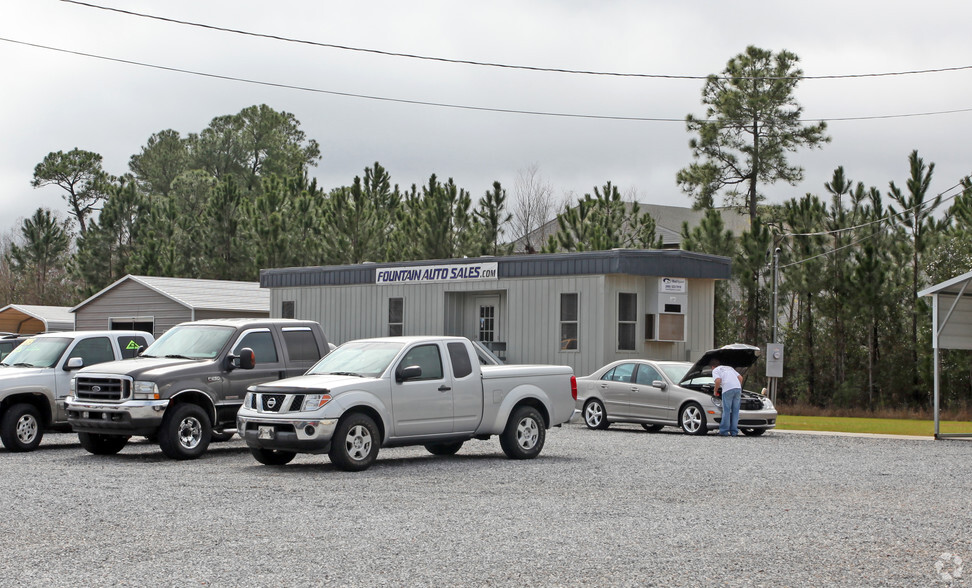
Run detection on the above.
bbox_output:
[933,294,940,439]
[770,247,780,404]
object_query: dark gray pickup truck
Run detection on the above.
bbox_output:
[65,318,329,459]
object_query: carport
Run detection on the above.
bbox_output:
[0,304,74,333]
[918,269,972,439]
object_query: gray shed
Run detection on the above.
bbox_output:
[261,249,730,377]
[72,275,270,338]
[0,304,75,333]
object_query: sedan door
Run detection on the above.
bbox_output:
[629,363,672,421]
[595,363,637,418]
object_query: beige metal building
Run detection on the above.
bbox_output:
[0,304,75,333]
[71,275,270,338]
[261,250,730,377]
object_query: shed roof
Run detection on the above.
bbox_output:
[71,275,270,313]
[260,249,731,289]
[0,304,75,333]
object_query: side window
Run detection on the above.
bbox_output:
[618,292,637,351]
[117,335,148,359]
[71,337,115,366]
[635,364,662,386]
[447,342,472,378]
[601,363,636,383]
[281,301,295,319]
[388,298,404,336]
[560,293,578,351]
[399,344,443,381]
[235,331,279,364]
[282,329,322,362]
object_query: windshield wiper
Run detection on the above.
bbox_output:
[164,354,195,360]
[327,371,363,377]
[9,362,36,368]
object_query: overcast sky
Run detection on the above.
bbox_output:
[2,0,971,237]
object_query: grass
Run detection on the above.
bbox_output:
[776,414,972,436]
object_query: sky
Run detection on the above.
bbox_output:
[2,0,971,237]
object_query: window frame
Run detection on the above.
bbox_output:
[559,292,579,352]
[231,328,281,365]
[388,297,404,337]
[617,292,638,352]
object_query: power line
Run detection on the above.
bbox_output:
[5,37,972,125]
[57,0,972,82]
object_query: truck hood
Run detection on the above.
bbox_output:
[249,373,382,393]
[76,357,213,379]
[679,343,761,385]
[0,366,55,382]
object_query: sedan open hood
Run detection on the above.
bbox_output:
[679,343,761,385]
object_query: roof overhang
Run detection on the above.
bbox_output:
[0,304,75,333]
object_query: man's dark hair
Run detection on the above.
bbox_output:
[709,358,720,368]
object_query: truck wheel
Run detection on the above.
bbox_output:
[328,413,379,472]
[78,432,129,455]
[158,403,212,460]
[211,431,235,442]
[500,406,545,460]
[250,448,296,466]
[0,403,44,452]
[424,441,464,456]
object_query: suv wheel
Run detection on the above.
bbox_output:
[159,403,212,460]
[0,403,44,452]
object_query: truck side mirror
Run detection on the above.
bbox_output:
[396,365,422,383]
[227,348,256,371]
[64,357,84,371]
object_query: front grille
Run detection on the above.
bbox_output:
[261,394,286,412]
[75,376,130,401]
[288,394,305,412]
[741,398,763,411]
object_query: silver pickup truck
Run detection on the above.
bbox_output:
[237,336,577,471]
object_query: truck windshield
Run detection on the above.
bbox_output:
[306,341,405,378]
[0,337,71,368]
[141,325,235,360]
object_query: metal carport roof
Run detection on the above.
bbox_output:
[0,304,75,333]
[918,269,972,439]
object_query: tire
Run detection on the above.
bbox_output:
[741,428,766,437]
[0,403,44,452]
[424,441,464,456]
[328,413,379,471]
[158,403,212,460]
[679,403,708,435]
[641,423,664,432]
[500,405,545,460]
[582,399,610,430]
[250,447,297,465]
[211,431,235,442]
[78,432,129,455]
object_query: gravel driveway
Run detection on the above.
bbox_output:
[1,424,969,587]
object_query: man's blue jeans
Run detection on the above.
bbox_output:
[719,388,741,436]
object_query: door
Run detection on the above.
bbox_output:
[474,295,500,344]
[392,343,454,437]
[596,363,637,418]
[629,363,671,420]
[225,329,285,403]
[447,341,482,433]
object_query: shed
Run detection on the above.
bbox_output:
[918,269,972,439]
[0,304,75,333]
[261,249,730,377]
[71,275,270,338]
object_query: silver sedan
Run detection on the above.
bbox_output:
[575,344,777,436]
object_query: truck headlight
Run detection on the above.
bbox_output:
[133,381,159,400]
[69,378,76,394]
[302,393,332,411]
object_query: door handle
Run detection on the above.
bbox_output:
[438,385,452,392]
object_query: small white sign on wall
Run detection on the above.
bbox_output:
[659,277,687,293]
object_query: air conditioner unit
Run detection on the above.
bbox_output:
[645,313,685,342]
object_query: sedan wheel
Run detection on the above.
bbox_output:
[679,403,708,435]
[741,428,766,437]
[583,399,609,430]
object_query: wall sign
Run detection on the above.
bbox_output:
[659,277,687,293]
[376,262,499,285]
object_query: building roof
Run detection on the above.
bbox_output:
[512,202,750,251]
[260,249,731,289]
[71,275,270,313]
[0,304,75,333]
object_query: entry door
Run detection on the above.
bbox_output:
[474,295,500,343]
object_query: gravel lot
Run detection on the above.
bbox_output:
[1,423,970,587]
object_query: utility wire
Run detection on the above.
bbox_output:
[5,37,972,125]
[57,0,972,81]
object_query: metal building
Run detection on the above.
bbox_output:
[261,250,730,376]
[72,274,270,338]
[0,304,75,333]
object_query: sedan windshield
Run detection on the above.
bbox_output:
[306,341,404,378]
[659,362,714,385]
[141,325,235,360]
[0,337,71,368]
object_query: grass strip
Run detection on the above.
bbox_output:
[776,414,972,437]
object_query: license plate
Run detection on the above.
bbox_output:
[258,426,274,440]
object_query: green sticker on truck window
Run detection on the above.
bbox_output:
[126,340,140,350]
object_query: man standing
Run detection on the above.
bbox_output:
[711,358,743,437]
